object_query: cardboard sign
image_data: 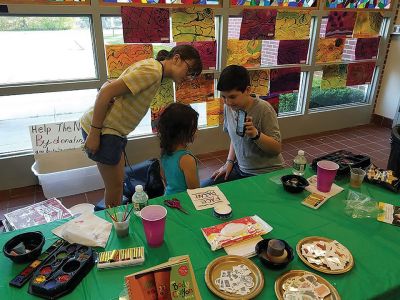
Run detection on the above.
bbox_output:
[187,186,230,210]
[29,120,84,154]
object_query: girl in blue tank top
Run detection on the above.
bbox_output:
[157,103,200,195]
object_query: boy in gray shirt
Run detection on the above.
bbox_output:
[201,65,284,186]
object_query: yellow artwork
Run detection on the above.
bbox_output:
[321,64,348,89]
[249,70,270,95]
[227,40,262,68]
[275,11,312,40]
[171,8,215,42]
[176,74,214,104]
[353,12,383,38]
[105,44,153,78]
[150,79,174,110]
[316,38,345,63]
[206,98,224,126]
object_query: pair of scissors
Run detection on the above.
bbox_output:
[164,198,189,215]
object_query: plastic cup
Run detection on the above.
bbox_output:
[140,205,167,248]
[317,160,339,192]
[112,212,130,238]
[350,168,366,188]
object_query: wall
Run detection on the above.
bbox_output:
[375,35,400,119]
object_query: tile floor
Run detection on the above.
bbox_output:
[0,124,392,230]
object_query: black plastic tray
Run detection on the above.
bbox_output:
[311,150,371,177]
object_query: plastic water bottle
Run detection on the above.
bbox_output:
[132,185,148,216]
[293,150,307,176]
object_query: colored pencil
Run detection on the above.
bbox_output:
[124,206,135,221]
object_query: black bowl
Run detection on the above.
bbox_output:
[281,175,309,193]
[255,238,294,270]
[3,231,45,263]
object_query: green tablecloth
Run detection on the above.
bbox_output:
[1,168,399,300]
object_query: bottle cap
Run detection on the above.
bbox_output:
[135,185,143,192]
[298,150,305,156]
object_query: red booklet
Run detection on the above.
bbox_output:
[4,198,72,230]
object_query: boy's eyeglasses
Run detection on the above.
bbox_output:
[183,60,196,80]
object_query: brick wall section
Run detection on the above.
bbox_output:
[228,17,242,40]
[343,38,357,61]
[320,18,328,38]
[262,40,279,65]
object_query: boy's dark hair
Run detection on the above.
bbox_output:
[217,65,250,93]
[157,103,199,156]
[156,45,203,77]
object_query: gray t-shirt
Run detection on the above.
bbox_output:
[224,96,284,175]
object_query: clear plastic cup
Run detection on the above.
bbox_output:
[112,211,130,238]
[140,205,167,248]
[317,160,339,192]
[350,168,366,188]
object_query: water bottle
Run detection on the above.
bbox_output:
[293,150,307,176]
[132,185,148,216]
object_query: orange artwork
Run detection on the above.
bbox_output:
[249,70,270,96]
[206,98,224,126]
[316,38,345,63]
[227,40,262,68]
[175,73,214,104]
[105,44,153,78]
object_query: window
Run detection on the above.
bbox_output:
[0,16,96,85]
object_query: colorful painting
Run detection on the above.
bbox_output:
[249,70,270,96]
[231,0,317,8]
[105,44,153,78]
[269,67,301,94]
[321,64,348,89]
[176,41,217,70]
[239,9,277,40]
[277,40,309,65]
[353,12,383,38]
[206,98,224,126]
[355,37,380,60]
[151,106,166,134]
[227,40,262,68]
[175,73,214,104]
[274,11,311,40]
[325,11,357,38]
[171,8,215,42]
[316,38,345,63]
[121,7,170,43]
[260,94,280,114]
[346,62,375,86]
[150,79,174,111]
[325,0,391,9]
[103,0,214,4]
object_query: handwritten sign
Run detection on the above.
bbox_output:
[29,121,84,154]
[187,186,230,210]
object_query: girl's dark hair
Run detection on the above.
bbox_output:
[156,45,203,77]
[157,103,199,156]
[217,65,250,93]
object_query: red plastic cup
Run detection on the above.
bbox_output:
[140,205,167,248]
[317,160,339,192]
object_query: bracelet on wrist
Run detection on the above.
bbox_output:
[90,124,102,130]
[226,159,235,165]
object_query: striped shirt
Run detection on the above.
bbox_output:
[80,58,163,136]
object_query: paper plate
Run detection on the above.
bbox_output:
[205,255,264,300]
[69,203,95,217]
[296,236,354,274]
[275,270,341,300]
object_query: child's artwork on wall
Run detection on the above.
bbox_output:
[227,39,262,68]
[277,40,309,65]
[249,70,270,96]
[355,37,380,60]
[231,0,316,8]
[171,8,215,42]
[325,11,357,38]
[239,9,277,40]
[321,64,348,89]
[206,98,224,126]
[316,38,345,63]
[176,41,217,70]
[105,44,153,78]
[121,7,170,43]
[175,73,214,104]
[353,12,383,38]
[269,67,301,94]
[346,62,375,86]
[274,11,312,40]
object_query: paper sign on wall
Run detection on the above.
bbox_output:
[29,121,84,154]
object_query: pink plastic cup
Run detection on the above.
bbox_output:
[317,160,339,192]
[140,205,167,248]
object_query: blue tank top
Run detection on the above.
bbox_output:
[161,149,197,196]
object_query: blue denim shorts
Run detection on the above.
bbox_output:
[82,129,127,166]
